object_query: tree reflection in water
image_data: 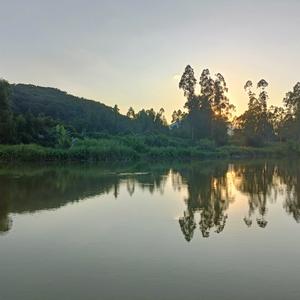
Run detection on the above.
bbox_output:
[276,161,300,223]
[176,160,300,240]
[233,162,276,229]
[0,198,12,234]
[175,162,233,240]
[0,160,300,238]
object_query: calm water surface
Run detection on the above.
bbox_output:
[0,160,299,300]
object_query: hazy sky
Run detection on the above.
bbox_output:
[1,0,300,120]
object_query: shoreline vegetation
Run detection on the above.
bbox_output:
[0,136,299,162]
[1,65,300,162]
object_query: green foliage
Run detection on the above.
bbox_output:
[286,141,300,154]
[0,79,14,143]
[234,80,300,146]
[11,84,126,133]
[282,82,300,141]
[179,65,197,100]
[10,84,169,136]
[196,139,216,151]
[14,113,58,146]
[0,140,139,162]
[55,124,71,148]
[0,137,300,162]
[1,70,300,162]
[234,79,275,146]
[178,66,234,144]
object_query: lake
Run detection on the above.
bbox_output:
[0,160,299,300]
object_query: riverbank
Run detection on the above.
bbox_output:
[0,136,299,162]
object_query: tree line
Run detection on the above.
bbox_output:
[0,82,167,147]
[175,65,300,146]
[1,65,300,148]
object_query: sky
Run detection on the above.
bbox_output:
[1,0,300,121]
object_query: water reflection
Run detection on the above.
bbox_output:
[0,161,299,239]
[0,199,12,234]
[233,161,300,227]
[277,163,300,222]
[233,162,276,229]
[175,162,234,240]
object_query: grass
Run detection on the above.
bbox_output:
[0,134,299,162]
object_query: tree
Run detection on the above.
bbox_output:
[211,73,234,145]
[0,79,14,143]
[127,107,136,119]
[134,108,168,133]
[55,124,71,148]
[171,109,183,123]
[283,82,300,141]
[155,108,167,127]
[257,79,268,112]
[235,79,274,146]
[179,66,202,139]
[268,105,286,142]
[179,65,197,100]
[199,69,214,99]
[178,66,200,139]
[284,82,300,116]
[213,73,233,118]
[196,69,215,140]
[113,104,120,114]
[179,66,234,143]
[256,79,274,141]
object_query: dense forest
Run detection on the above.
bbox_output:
[1,65,300,161]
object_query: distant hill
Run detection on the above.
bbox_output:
[10,84,132,134]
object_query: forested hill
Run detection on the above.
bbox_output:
[10,84,132,134]
[2,64,300,152]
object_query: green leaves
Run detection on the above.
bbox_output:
[55,124,71,148]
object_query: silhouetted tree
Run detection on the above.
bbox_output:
[171,109,183,123]
[179,66,234,143]
[234,79,274,146]
[282,82,300,141]
[179,65,197,100]
[127,107,136,119]
[0,79,14,143]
